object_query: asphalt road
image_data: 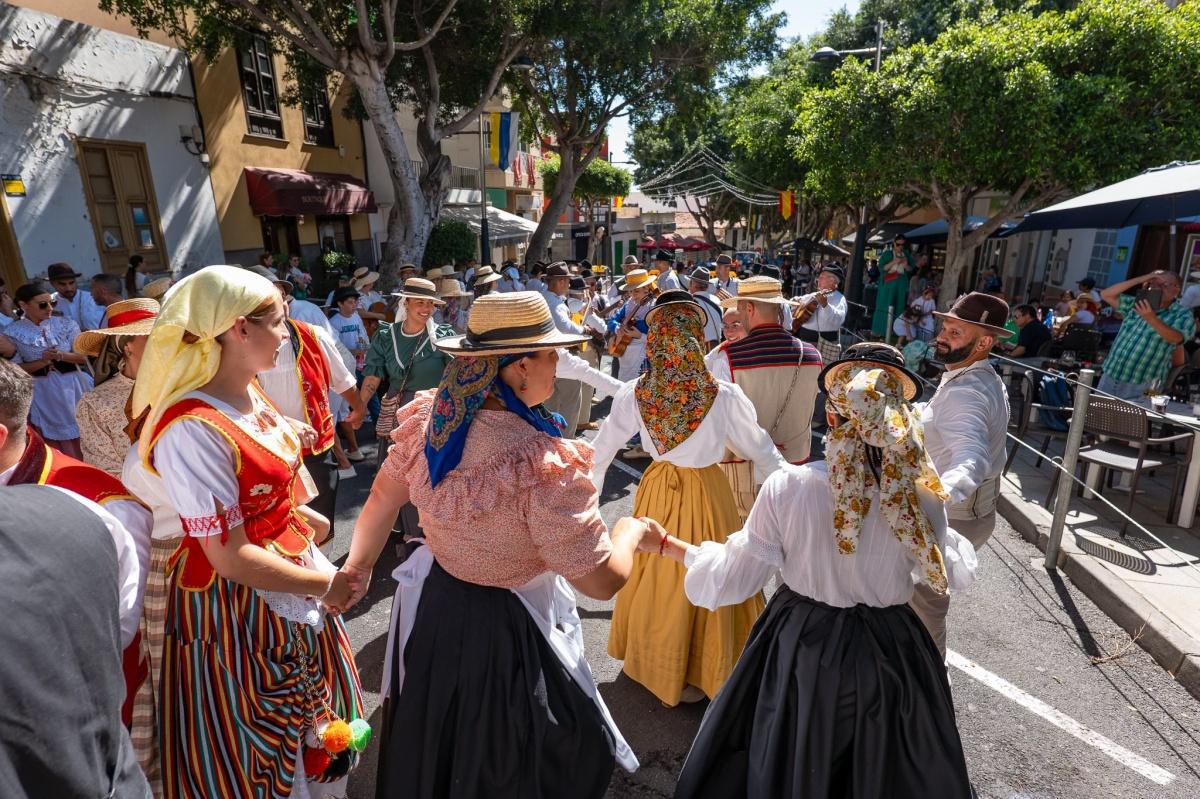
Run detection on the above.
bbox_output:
[327,420,1200,799]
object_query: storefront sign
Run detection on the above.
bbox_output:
[2,174,25,197]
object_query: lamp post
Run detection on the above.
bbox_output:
[810,20,886,312]
[476,55,536,264]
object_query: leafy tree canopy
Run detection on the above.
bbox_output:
[539,156,632,203]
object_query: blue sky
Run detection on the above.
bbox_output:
[607,0,861,169]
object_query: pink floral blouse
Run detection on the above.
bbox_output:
[384,391,612,588]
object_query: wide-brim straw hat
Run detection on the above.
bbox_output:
[818,342,922,402]
[932,291,1011,337]
[354,271,380,290]
[74,298,160,356]
[473,265,502,286]
[439,278,467,297]
[391,277,446,305]
[425,267,445,280]
[142,277,173,301]
[721,276,789,309]
[622,269,656,290]
[352,267,370,279]
[437,291,589,356]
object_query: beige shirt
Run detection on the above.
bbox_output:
[75,372,135,477]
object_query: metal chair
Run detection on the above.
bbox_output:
[1045,396,1192,535]
[1002,371,1071,474]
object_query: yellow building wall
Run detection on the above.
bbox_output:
[193,49,370,254]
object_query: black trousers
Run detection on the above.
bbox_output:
[302,451,338,539]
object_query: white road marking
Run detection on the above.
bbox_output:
[946,650,1175,786]
[611,459,644,480]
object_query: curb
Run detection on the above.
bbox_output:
[997,489,1200,702]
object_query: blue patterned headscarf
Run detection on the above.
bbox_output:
[425,353,567,487]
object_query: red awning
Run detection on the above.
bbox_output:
[244,167,378,217]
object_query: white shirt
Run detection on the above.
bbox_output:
[357,290,384,313]
[1,466,147,646]
[1072,309,1096,325]
[919,358,1009,508]
[122,449,184,542]
[556,348,624,397]
[715,276,739,297]
[331,311,369,367]
[703,343,729,377]
[681,462,977,610]
[288,299,335,336]
[912,295,937,331]
[542,290,586,336]
[590,380,786,491]
[691,291,723,344]
[798,289,848,333]
[55,289,105,331]
[656,270,682,291]
[257,323,357,421]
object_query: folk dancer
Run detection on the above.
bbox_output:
[129,266,364,798]
[344,291,646,797]
[910,292,1010,656]
[592,291,786,706]
[659,344,976,799]
[710,277,822,519]
[541,262,599,436]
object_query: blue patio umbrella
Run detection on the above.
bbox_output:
[903,216,1019,246]
[1008,160,1200,284]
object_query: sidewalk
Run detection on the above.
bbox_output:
[997,450,1200,701]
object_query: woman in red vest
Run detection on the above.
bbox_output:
[130,265,364,798]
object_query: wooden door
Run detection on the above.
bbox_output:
[77,141,167,274]
[0,194,25,288]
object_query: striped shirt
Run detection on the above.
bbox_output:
[1104,294,1195,386]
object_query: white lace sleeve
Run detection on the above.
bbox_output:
[153,419,242,537]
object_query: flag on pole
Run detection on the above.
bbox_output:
[779,191,795,220]
[498,113,512,169]
[488,113,501,166]
[613,196,624,209]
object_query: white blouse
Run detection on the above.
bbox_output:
[590,379,786,491]
[4,316,82,362]
[257,323,357,422]
[150,390,310,538]
[682,461,978,610]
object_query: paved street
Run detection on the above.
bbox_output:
[328,421,1200,799]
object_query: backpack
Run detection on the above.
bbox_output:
[1037,375,1071,431]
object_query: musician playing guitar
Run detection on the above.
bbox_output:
[791,264,847,364]
[605,269,659,381]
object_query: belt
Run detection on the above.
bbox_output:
[52,361,79,374]
[796,327,838,343]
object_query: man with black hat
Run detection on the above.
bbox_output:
[540,262,594,435]
[714,255,739,299]
[687,266,722,348]
[47,262,105,331]
[910,291,1011,657]
[793,263,848,364]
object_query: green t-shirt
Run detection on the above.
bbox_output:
[363,322,456,393]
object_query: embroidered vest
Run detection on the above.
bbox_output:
[150,392,313,592]
[288,319,335,456]
[8,427,147,727]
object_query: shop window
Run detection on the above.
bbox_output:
[238,37,284,138]
[303,84,335,147]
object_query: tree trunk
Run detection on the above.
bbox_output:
[527,151,579,263]
[940,210,968,307]
[348,66,430,288]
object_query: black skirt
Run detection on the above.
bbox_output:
[377,561,616,799]
[674,586,973,799]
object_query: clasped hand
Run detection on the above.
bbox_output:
[322,563,372,615]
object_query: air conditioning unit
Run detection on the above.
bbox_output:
[513,193,542,211]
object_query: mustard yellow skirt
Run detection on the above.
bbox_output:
[607,460,764,706]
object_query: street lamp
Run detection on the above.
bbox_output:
[810,21,887,312]
[477,55,536,265]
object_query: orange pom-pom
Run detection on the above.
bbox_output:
[303,746,331,776]
[322,719,352,754]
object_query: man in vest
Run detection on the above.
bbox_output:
[793,263,848,364]
[254,269,363,543]
[910,292,1010,657]
[0,359,149,732]
[710,276,823,518]
[714,254,739,299]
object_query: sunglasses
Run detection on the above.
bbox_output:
[36,300,57,310]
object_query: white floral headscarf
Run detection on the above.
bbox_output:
[825,365,950,594]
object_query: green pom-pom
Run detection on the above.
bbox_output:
[348,718,372,752]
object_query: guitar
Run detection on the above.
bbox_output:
[791,289,834,328]
[607,292,656,357]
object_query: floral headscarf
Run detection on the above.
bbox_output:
[825,365,950,594]
[635,303,718,454]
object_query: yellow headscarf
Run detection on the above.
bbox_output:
[132,265,277,462]
[825,365,951,595]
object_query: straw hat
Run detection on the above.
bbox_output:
[622,269,656,291]
[142,277,173,301]
[352,267,370,279]
[425,267,445,280]
[74,298,160,356]
[473,264,501,287]
[354,271,380,290]
[932,291,1011,338]
[436,291,589,356]
[818,342,922,402]
[391,277,446,305]
[720,276,788,309]
[439,278,467,298]
[399,263,419,275]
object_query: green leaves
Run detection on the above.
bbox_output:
[539,156,631,202]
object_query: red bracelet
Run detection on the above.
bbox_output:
[658,533,669,556]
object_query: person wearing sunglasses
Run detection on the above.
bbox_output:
[1,282,92,457]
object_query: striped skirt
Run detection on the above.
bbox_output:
[160,566,363,799]
[608,461,764,706]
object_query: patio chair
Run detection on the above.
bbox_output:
[1003,371,1072,474]
[1044,395,1192,535]
[1047,325,1103,362]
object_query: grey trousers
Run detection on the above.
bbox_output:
[575,346,602,431]
[909,512,996,657]
[545,376,584,437]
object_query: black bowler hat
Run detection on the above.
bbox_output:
[819,342,922,402]
[759,264,782,281]
[687,266,713,284]
[47,263,82,280]
[646,289,702,323]
[331,286,360,304]
[820,264,845,282]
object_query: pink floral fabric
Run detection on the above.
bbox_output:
[825,366,950,594]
